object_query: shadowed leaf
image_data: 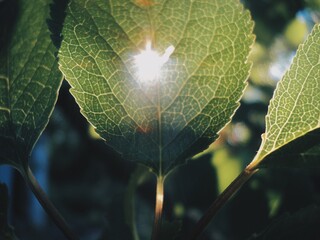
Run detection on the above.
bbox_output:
[260,129,320,168]
[249,205,320,240]
[0,0,62,169]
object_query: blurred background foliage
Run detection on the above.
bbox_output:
[1,0,320,239]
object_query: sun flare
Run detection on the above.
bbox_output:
[133,41,174,83]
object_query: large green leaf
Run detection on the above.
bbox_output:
[59,0,254,176]
[248,24,320,169]
[0,0,63,169]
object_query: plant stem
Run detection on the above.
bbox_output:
[23,165,78,240]
[151,176,164,240]
[125,166,149,240]
[189,167,258,240]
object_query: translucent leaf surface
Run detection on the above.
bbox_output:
[248,24,320,169]
[259,129,320,168]
[59,0,254,175]
[0,0,63,168]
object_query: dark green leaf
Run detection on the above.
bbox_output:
[0,0,63,168]
[260,129,320,168]
[249,205,320,240]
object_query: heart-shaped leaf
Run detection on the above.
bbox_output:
[248,24,320,169]
[0,0,63,169]
[59,0,254,176]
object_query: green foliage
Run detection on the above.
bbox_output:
[58,0,254,176]
[1,0,320,239]
[0,0,63,169]
[249,205,320,240]
[248,24,320,169]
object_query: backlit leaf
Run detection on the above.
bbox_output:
[248,24,320,169]
[59,0,254,176]
[259,129,320,168]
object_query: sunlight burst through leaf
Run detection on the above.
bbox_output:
[133,41,174,83]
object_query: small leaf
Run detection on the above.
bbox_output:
[0,0,62,168]
[59,0,254,176]
[248,24,320,169]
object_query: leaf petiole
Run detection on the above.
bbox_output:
[152,176,165,240]
[189,167,258,240]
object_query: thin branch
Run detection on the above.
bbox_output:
[189,167,259,240]
[22,165,78,240]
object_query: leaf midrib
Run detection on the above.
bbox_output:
[67,0,250,175]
